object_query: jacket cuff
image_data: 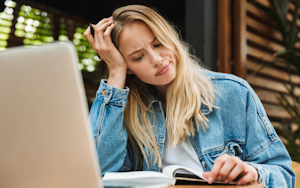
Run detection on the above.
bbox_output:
[96,79,130,106]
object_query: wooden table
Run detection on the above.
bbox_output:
[168,182,263,188]
[292,161,300,188]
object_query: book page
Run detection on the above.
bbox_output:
[162,165,207,180]
[103,171,175,185]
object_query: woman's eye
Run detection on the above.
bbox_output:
[154,43,162,48]
[135,55,143,61]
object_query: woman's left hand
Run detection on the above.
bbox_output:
[202,154,258,185]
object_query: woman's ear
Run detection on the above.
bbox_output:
[127,69,134,75]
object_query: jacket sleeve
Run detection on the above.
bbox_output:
[245,85,296,188]
[88,80,134,175]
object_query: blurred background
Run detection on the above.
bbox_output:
[1,0,300,161]
[0,0,219,107]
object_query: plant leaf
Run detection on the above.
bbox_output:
[275,50,288,56]
[269,0,290,44]
[274,0,290,26]
[287,0,300,49]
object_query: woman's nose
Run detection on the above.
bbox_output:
[150,50,163,67]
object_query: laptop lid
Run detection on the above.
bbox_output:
[0,41,102,188]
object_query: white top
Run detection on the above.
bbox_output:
[160,133,204,174]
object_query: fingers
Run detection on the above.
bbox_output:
[83,25,95,45]
[103,23,114,43]
[95,16,113,27]
[83,17,113,40]
[202,172,210,179]
[83,17,114,55]
[207,154,230,184]
[236,164,258,185]
[237,171,257,185]
[222,159,244,183]
[206,154,258,185]
[94,18,114,45]
[218,156,237,181]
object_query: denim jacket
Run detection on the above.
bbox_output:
[89,71,295,188]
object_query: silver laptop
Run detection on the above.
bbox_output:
[0,42,168,188]
[0,41,103,188]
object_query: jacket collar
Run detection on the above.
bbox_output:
[147,87,213,116]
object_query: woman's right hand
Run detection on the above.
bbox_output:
[84,17,127,89]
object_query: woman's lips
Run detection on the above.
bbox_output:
[155,63,170,76]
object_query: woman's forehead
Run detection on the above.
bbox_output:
[120,22,154,42]
[118,22,156,55]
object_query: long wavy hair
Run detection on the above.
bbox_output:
[111,5,216,169]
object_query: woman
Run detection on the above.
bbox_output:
[84,5,295,188]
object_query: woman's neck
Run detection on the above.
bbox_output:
[154,85,168,97]
[154,85,167,115]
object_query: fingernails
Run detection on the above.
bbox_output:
[224,179,229,184]
[237,181,242,185]
[208,177,213,184]
[217,175,222,181]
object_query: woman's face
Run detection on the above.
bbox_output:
[118,21,177,89]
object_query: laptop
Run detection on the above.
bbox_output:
[0,41,103,188]
[0,42,167,188]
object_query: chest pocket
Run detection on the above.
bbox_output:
[206,142,244,163]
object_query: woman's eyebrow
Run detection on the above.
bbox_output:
[151,37,157,44]
[128,37,157,57]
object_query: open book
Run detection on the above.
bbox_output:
[102,165,236,186]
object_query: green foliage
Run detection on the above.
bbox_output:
[252,0,300,162]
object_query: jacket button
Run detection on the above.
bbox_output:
[101,90,108,97]
[202,161,207,168]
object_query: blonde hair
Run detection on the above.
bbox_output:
[111,5,216,169]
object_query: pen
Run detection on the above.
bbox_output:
[89,23,100,58]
